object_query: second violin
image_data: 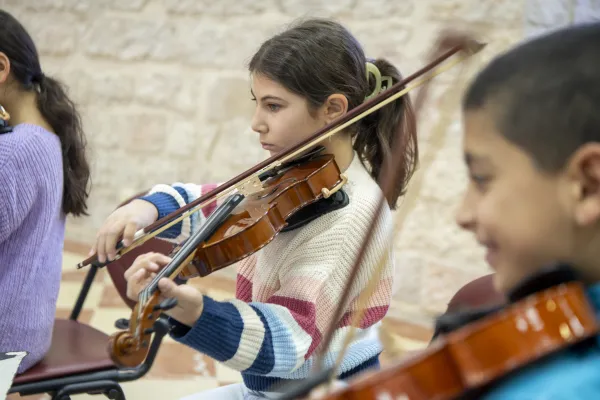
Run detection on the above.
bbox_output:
[308,266,599,400]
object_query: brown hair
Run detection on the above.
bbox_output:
[463,22,600,173]
[248,18,417,209]
[0,10,90,216]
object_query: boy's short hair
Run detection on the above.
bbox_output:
[463,22,600,172]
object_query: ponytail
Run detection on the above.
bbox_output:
[36,75,90,216]
[354,58,418,210]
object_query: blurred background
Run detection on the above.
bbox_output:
[2,0,599,398]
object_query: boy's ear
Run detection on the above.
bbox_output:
[567,143,600,226]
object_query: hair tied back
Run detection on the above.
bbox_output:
[365,61,392,100]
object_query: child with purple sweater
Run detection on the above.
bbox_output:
[0,10,90,374]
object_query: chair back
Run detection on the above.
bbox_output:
[445,273,505,313]
[104,191,176,309]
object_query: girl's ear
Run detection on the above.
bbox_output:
[322,93,348,124]
[0,52,11,84]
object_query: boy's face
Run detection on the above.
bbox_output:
[456,108,575,294]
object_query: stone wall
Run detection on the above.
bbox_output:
[1,0,595,326]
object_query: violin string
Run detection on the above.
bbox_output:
[102,50,473,267]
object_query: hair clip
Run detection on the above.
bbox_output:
[365,62,393,100]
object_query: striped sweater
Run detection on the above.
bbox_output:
[139,153,395,392]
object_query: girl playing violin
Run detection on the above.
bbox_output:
[0,10,90,373]
[455,22,600,398]
[91,18,417,399]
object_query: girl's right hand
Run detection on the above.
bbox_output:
[90,199,159,263]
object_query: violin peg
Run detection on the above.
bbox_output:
[114,318,129,329]
[154,297,178,312]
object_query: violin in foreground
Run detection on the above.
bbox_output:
[297,266,599,400]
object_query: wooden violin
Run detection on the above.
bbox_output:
[308,271,599,400]
[108,149,347,367]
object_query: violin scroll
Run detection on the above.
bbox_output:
[108,292,171,367]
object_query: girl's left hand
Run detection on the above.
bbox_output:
[156,278,205,327]
[124,252,204,327]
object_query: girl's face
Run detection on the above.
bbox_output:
[250,73,338,156]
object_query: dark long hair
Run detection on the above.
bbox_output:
[0,10,90,216]
[248,18,418,209]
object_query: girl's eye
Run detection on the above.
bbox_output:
[470,174,490,190]
[267,104,281,112]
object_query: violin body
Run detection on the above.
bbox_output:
[178,153,347,279]
[322,281,599,400]
[109,152,347,367]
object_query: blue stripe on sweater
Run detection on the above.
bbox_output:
[248,302,298,375]
[139,186,189,239]
[170,295,244,362]
[243,305,275,374]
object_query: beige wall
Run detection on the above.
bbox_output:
[1,0,590,327]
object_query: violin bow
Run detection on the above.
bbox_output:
[77,39,483,270]
[309,32,487,386]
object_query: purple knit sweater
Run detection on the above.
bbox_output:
[0,123,64,374]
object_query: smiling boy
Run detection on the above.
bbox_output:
[454,22,600,398]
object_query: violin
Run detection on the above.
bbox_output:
[77,32,484,369]
[108,149,348,367]
[304,266,599,400]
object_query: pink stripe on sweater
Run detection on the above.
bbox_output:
[339,305,389,329]
[269,295,322,359]
[200,184,219,218]
[236,274,253,302]
[356,277,394,308]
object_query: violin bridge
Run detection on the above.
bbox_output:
[236,176,263,196]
